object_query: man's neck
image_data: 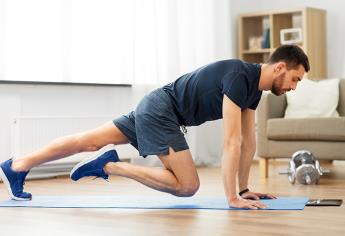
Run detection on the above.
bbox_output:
[258,63,274,91]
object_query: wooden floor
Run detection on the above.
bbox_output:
[1,160,345,236]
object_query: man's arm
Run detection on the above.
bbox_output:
[222,95,242,202]
[222,95,266,209]
[237,108,278,201]
[238,108,256,192]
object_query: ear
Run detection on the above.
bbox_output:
[274,62,286,73]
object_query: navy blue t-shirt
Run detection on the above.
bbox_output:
[162,59,262,126]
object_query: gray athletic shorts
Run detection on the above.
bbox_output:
[113,88,189,157]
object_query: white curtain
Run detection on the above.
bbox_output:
[2,0,135,84]
[1,0,232,85]
[132,0,232,85]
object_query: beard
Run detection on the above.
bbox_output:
[271,73,286,96]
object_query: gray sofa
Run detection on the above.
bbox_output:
[256,79,345,178]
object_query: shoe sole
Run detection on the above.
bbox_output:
[0,167,31,201]
[70,147,117,181]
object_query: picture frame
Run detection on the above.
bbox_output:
[280,28,303,45]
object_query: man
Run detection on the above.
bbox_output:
[0,45,309,209]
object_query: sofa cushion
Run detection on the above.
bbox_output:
[267,117,345,141]
[284,78,340,118]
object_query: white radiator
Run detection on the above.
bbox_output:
[11,116,138,179]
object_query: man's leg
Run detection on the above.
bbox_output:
[0,121,130,200]
[104,147,200,197]
[11,121,129,172]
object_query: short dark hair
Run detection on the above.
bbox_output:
[267,45,310,72]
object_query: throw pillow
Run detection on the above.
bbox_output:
[284,78,340,118]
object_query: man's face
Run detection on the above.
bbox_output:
[271,63,306,96]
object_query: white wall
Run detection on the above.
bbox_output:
[0,83,140,162]
[231,0,345,78]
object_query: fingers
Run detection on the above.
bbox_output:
[244,194,260,200]
[245,201,259,210]
[246,192,278,200]
[244,199,268,210]
[248,205,258,210]
[259,194,278,199]
[254,201,268,209]
[266,194,277,199]
[230,198,268,210]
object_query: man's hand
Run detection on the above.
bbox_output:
[229,196,268,210]
[241,191,277,200]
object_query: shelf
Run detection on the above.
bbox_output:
[243,49,272,54]
[272,12,302,48]
[238,7,327,78]
[242,53,271,64]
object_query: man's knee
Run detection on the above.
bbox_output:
[174,180,200,197]
[75,133,101,152]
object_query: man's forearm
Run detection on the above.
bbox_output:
[238,145,256,191]
[222,145,241,201]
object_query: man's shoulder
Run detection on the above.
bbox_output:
[207,59,259,75]
[208,59,245,68]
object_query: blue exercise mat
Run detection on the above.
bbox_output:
[0,195,308,210]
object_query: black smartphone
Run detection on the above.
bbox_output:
[306,199,343,206]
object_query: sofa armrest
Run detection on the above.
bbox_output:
[338,79,345,116]
[256,92,287,157]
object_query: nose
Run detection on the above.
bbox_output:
[291,82,298,91]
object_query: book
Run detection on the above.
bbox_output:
[262,28,270,48]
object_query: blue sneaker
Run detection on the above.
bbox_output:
[0,159,32,201]
[70,148,120,181]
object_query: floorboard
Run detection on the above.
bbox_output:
[1,160,344,236]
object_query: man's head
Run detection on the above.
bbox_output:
[267,45,310,96]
